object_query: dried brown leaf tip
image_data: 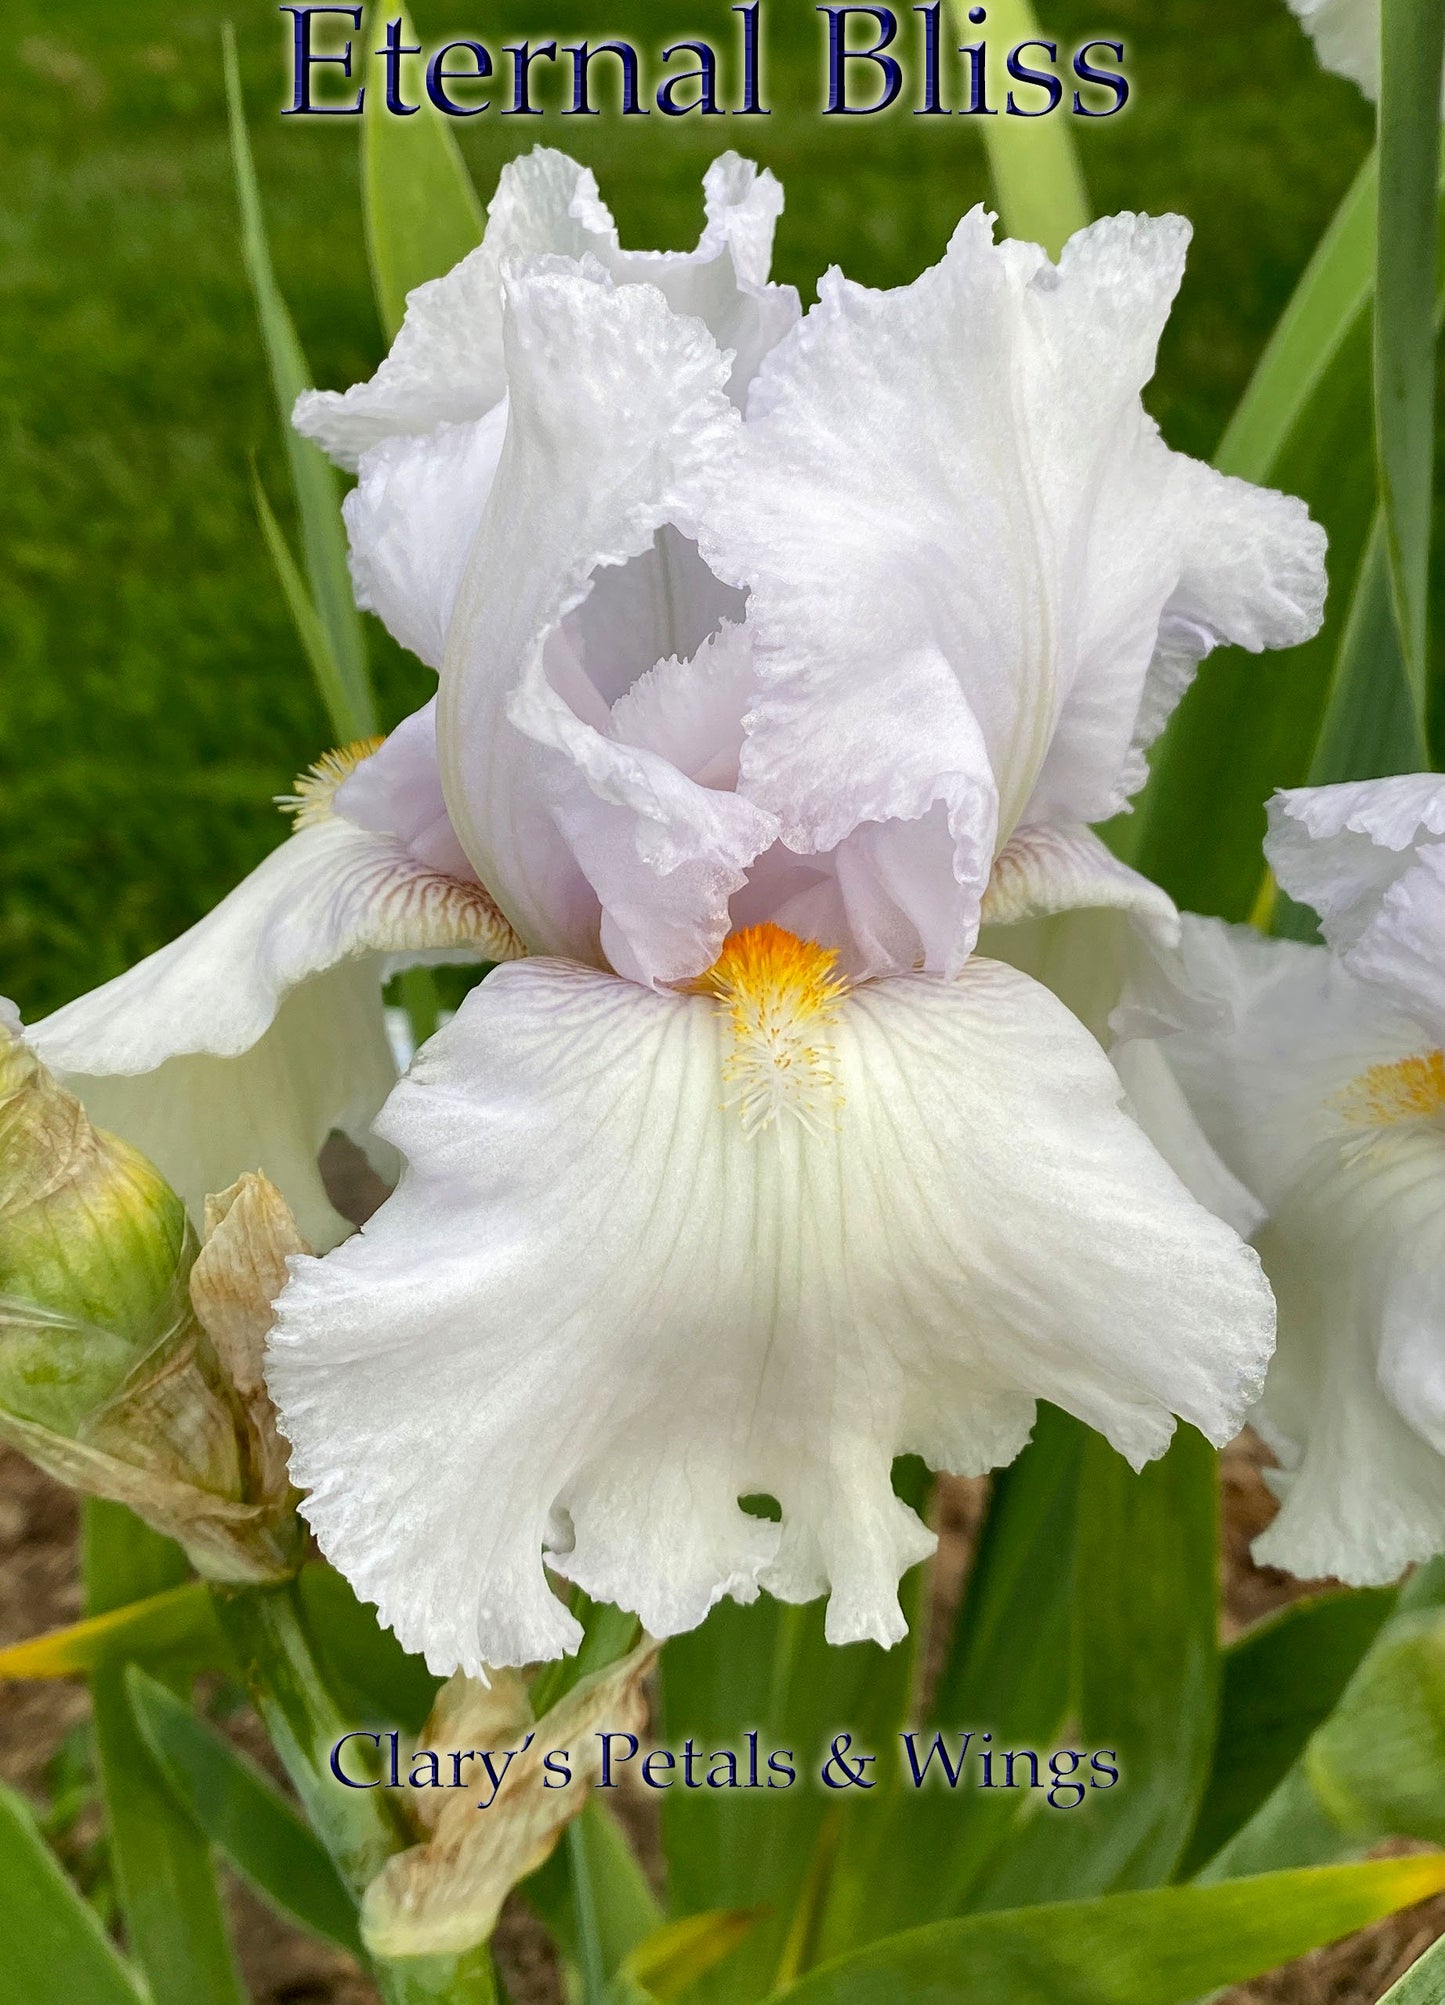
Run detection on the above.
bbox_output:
[193,1172,309,1514]
[362,1637,659,1959]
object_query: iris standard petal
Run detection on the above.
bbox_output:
[343,407,509,672]
[295,150,795,474]
[602,153,799,401]
[438,258,775,984]
[700,209,1323,976]
[1268,776,1445,1043]
[1267,775,1445,950]
[1110,454,1327,803]
[1287,0,1380,99]
[293,149,615,470]
[269,950,1274,1675]
[303,151,797,670]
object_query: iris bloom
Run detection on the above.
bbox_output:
[267,184,1325,1676]
[23,154,792,1252]
[1117,775,1445,1585]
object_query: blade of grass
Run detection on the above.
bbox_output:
[1198,1573,1445,1882]
[1124,118,1445,920]
[211,1578,409,1895]
[1266,509,1430,939]
[1123,307,1376,911]
[83,1502,244,2005]
[656,1465,930,2000]
[251,465,368,756]
[211,1579,498,2005]
[223,23,374,741]
[525,1800,663,1977]
[932,1404,1082,1736]
[568,1818,609,2005]
[1127,182,1445,920]
[530,1591,640,1718]
[1305,511,1430,784]
[922,1408,1082,1911]
[362,3,485,340]
[296,1561,441,1735]
[396,964,442,1047]
[618,1912,763,2002]
[812,1409,1083,1957]
[1235,8,1445,922]
[1375,0,1445,718]
[1304,1612,1445,1848]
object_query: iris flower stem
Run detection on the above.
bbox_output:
[211,1579,498,2005]
[373,1948,499,2005]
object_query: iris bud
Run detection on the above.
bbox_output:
[0,1005,303,1581]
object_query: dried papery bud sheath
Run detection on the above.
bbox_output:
[361,1637,659,1959]
[0,1008,302,1582]
[193,1174,308,1517]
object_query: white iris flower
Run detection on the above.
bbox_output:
[1118,775,1445,1586]
[264,175,1325,1676]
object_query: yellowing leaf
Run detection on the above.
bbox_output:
[0,1582,223,1681]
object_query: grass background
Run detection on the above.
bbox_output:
[1,0,1372,1016]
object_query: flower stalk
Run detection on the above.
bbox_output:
[210,1579,498,2005]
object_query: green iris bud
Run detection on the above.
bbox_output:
[0,1008,302,1581]
[0,1015,195,1435]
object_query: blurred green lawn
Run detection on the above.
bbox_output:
[1,0,1370,1015]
